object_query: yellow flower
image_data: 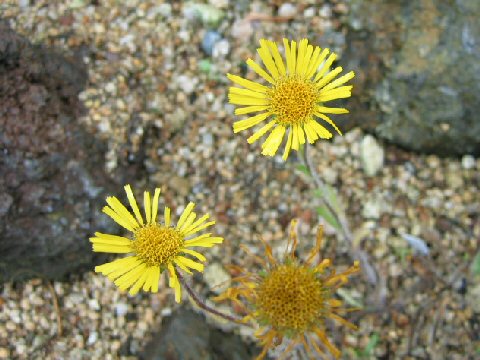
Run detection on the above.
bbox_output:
[90,185,223,302]
[215,220,359,359]
[228,38,354,160]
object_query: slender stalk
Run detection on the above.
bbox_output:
[302,143,378,285]
[176,270,246,324]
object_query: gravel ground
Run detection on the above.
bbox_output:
[1,1,479,359]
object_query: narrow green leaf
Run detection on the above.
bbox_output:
[313,185,341,213]
[336,288,363,308]
[364,333,379,356]
[471,251,480,276]
[313,188,323,198]
[296,164,310,176]
[316,205,340,230]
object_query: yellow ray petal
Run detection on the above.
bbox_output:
[115,263,147,291]
[258,39,279,79]
[233,112,270,133]
[315,66,343,89]
[179,212,196,231]
[124,184,144,226]
[283,38,294,75]
[314,112,342,135]
[246,58,275,84]
[182,214,210,235]
[300,44,314,77]
[94,256,139,275]
[185,234,223,248]
[329,313,358,330]
[184,221,215,237]
[314,329,341,359]
[90,232,131,246]
[290,40,297,75]
[318,86,352,102]
[102,206,135,232]
[291,124,300,150]
[173,258,192,274]
[143,191,151,224]
[282,127,293,161]
[167,264,181,303]
[229,87,268,99]
[150,266,160,293]
[296,39,308,75]
[151,188,161,224]
[228,94,270,106]
[181,248,207,262]
[322,70,355,92]
[267,40,286,76]
[297,124,306,145]
[106,257,143,281]
[307,48,330,79]
[164,206,171,227]
[226,73,269,93]
[247,120,276,144]
[315,106,349,114]
[309,119,333,139]
[128,268,150,295]
[177,202,195,229]
[261,125,286,156]
[305,46,321,79]
[175,256,204,273]
[234,105,269,115]
[92,244,132,253]
[142,267,156,291]
[303,121,318,144]
[105,196,139,229]
[314,53,337,82]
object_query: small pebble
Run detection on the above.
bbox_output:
[278,3,297,17]
[461,154,475,169]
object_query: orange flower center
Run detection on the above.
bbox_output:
[132,224,183,266]
[255,263,326,335]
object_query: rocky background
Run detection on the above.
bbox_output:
[0,0,479,359]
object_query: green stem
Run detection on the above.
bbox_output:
[301,143,378,285]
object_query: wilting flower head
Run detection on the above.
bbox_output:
[228,38,354,160]
[90,185,223,302]
[215,220,360,359]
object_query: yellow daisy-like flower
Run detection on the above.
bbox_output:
[90,185,223,302]
[215,220,360,359]
[228,38,354,160]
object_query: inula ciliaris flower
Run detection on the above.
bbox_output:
[215,220,359,359]
[228,38,354,160]
[90,185,223,302]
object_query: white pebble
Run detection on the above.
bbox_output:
[461,154,475,169]
[203,262,231,294]
[115,303,128,317]
[87,331,98,345]
[278,3,297,17]
[360,135,384,176]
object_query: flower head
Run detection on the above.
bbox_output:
[215,220,359,359]
[90,185,223,302]
[228,38,354,160]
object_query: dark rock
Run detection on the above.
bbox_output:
[344,0,480,156]
[140,307,262,360]
[0,21,115,283]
